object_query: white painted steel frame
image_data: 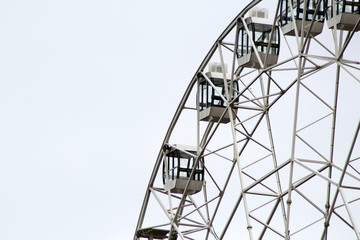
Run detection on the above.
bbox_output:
[134,0,360,239]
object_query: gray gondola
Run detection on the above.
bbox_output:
[198,63,238,123]
[136,228,169,240]
[237,8,280,69]
[280,0,325,37]
[162,145,204,195]
[326,0,360,31]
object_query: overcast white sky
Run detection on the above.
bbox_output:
[0,0,250,239]
[3,1,360,239]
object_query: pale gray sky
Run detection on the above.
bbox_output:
[0,0,248,239]
[1,1,360,240]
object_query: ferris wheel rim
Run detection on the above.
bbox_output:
[134,0,360,239]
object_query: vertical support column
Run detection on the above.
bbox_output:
[323,63,341,239]
[219,43,254,240]
[285,52,304,239]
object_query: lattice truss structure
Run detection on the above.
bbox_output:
[135,0,360,239]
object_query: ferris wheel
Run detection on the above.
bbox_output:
[134,0,360,239]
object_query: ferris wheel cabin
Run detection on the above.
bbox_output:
[237,8,280,69]
[136,228,169,240]
[280,0,325,37]
[198,63,238,123]
[162,145,204,195]
[326,0,360,31]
